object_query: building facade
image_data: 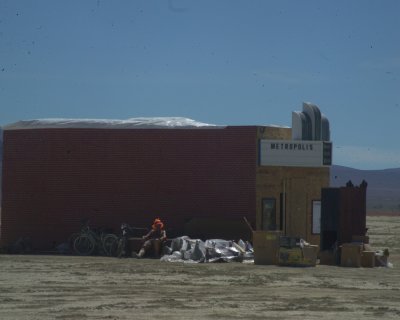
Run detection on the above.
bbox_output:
[0,105,331,250]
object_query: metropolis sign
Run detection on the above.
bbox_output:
[260,140,332,167]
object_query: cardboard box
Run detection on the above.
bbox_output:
[253,231,281,265]
[318,250,337,266]
[352,235,370,244]
[279,236,299,248]
[375,253,388,267]
[128,237,144,254]
[279,245,318,267]
[341,243,363,267]
[279,247,303,265]
[302,245,318,266]
[361,251,375,268]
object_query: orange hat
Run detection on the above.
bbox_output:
[152,218,164,230]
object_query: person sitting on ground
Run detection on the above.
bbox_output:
[134,218,167,258]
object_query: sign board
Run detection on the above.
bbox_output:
[259,140,332,167]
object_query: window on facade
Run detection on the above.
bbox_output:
[262,198,276,231]
[312,200,321,234]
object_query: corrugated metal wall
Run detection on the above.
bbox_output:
[338,186,367,244]
[320,186,367,250]
[1,127,257,249]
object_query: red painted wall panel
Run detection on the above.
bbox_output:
[321,186,367,249]
[338,186,367,244]
[1,127,257,249]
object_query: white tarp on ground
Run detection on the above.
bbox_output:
[3,117,224,130]
[161,236,254,263]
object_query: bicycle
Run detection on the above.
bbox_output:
[113,223,149,258]
[72,221,118,256]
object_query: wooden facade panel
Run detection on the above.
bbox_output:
[256,166,330,245]
[287,178,308,238]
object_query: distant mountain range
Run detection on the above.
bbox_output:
[330,165,400,213]
[0,133,398,213]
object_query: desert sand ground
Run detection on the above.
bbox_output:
[1,216,400,320]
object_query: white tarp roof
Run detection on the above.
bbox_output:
[2,117,291,131]
[3,117,225,130]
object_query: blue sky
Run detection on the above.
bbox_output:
[0,0,399,169]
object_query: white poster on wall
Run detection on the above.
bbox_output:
[312,201,321,234]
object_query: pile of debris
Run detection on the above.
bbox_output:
[160,236,254,263]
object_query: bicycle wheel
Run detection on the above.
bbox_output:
[68,232,80,253]
[73,234,96,256]
[102,234,119,257]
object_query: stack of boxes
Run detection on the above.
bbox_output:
[340,235,375,268]
[253,232,382,268]
[253,231,318,267]
[252,231,281,265]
